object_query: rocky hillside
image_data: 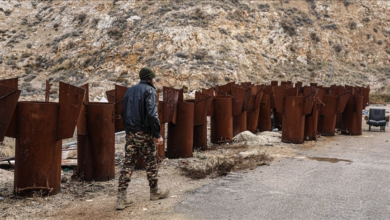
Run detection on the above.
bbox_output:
[0,0,389,101]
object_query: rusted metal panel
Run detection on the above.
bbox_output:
[57,82,86,140]
[114,84,128,132]
[106,89,115,103]
[14,102,62,196]
[247,87,264,133]
[258,94,272,131]
[318,95,338,136]
[77,84,89,136]
[216,83,234,96]
[282,96,305,144]
[304,89,325,140]
[336,92,350,114]
[194,123,208,151]
[202,88,215,117]
[272,86,287,114]
[271,81,278,86]
[340,95,363,135]
[0,78,19,138]
[360,86,370,108]
[0,78,18,89]
[231,85,246,116]
[163,87,180,124]
[77,103,115,181]
[303,87,317,115]
[156,104,165,161]
[233,111,247,136]
[45,80,50,102]
[310,83,318,87]
[211,96,233,143]
[295,81,303,90]
[194,92,212,125]
[167,101,194,158]
[0,84,21,141]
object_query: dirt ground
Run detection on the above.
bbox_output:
[0,104,388,219]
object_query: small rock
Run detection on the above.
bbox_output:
[61,176,68,183]
[0,197,4,201]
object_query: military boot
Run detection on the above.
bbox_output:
[116,191,133,210]
[150,187,170,201]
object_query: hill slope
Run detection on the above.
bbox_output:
[1,0,389,100]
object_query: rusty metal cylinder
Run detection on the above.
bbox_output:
[247,108,260,133]
[167,101,194,158]
[77,103,115,181]
[282,96,305,144]
[233,111,247,136]
[14,102,62,196]
[341,95,363,135]
[194,122,208,151]
[211,96,233,143]
[258,94,272,131]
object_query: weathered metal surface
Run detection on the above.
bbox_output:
[303,87,317,115]
[304,88,324,140]
[157,100,165,161]
[216,82,234,95]
[295,81,303,90]
[0,78,18,89]
[45,80,50,102]
[194,92,212,125]
[167,101,194,158]
[57,82,85,139]
[360,86,370,108]
[318,91,350,136]
[341,94,363,135]
[310,83,318,87]
[163,87,180,124]
[211,96,233,143]
[233,111,247,136]
[77,84,89,135]
[202,88,215,117]
[271,81,278,86]
[0,84,20,141]
[14,102,62,196]
[241,85,252,112]
[106,89,115,103]
[258,93,272,131]
[247,88,264,133]
[231,86,248,135]
[114,84,128,132]
[282,96,305,144]
[77,103,115,181]
[231,85,246,115]
[0,78,19,138]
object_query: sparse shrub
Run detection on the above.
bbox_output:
[26,43,32,48]
[219,28,229,35]
[176,52,188,59]
[24,75,36,82]
[349,21,357,30]
[91,18,100,28]
[107,27,122,39]
[310,32,320,43]
[343,0,351,7]
[373,28,378,33]
[377,40,383,45]
[281,19,296,35]
[333,43,343,53]
[269,38,274,44]
[362,17,370,22]
[75,13,87,24]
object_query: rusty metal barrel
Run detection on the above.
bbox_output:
[304,89,324,140]
[211,96,233,143]
[77,103,115,181]
[167,101,194,158]
[341,94,363,135]
[14,102,62,196]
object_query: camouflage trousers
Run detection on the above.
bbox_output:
[118,131,159,192]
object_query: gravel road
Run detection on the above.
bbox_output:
[175,109,390,219]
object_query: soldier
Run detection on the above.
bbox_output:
[117,67,169,210]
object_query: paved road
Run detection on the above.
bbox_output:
[175,129,390,219]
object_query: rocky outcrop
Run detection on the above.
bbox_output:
[0,0,389,100]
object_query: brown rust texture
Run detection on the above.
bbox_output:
[0,84,20,141]
[58,82,86,140]
[211,96,233,143]
[167,101,194,158]
[14,102,62,196]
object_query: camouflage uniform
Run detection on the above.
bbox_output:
[118,131,158,192]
